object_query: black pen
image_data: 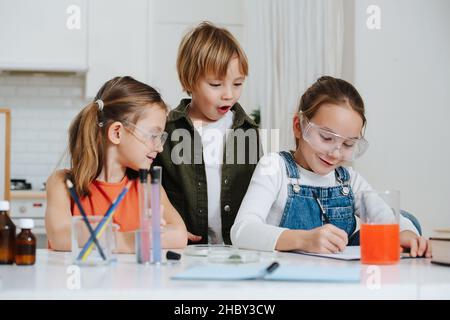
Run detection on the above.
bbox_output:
[255,262,280,280]
[312,191,330,224]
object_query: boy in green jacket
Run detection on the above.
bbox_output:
[155,21,262,244]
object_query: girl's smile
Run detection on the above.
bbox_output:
[295,103,364,175]
[318,155,337,167]
[146,154,156,163]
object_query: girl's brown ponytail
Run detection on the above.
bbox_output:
[67,76,167,197]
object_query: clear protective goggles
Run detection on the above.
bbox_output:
[123,121,168,149]
[299,116,369,161]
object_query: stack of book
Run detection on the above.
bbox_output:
[431,228,450,266]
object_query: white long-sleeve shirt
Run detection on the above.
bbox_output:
[231,153,419,251]
[195,111,234,244]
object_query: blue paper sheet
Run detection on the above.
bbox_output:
[172,263,360,282]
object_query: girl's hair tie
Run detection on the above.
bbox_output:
[95,99,104,111]
[95,99,105,127]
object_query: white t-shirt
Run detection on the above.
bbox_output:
[195,111,234,244]
[230,153,419,251]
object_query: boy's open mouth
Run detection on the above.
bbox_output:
[218,106,231,113]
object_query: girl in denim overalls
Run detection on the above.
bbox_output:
[231,76,431,257]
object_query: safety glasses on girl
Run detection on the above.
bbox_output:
[300,117,369,161]
[123,121,168,149]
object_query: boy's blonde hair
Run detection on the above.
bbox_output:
[177,21,249,95]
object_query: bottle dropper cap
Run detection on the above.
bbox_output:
[19,218,34,229]
[0,200,9,211]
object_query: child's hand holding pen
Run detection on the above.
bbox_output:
[296,190,348,254]
[300,224,348,254]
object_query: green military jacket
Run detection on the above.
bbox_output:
[154,98,262,244]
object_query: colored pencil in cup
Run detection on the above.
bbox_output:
[77,180,133,261]
[66,179,106,260]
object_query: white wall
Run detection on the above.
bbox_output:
[353,0,450,235]
[342,0,355,83]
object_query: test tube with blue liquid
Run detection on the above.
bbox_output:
[150,166,162,264]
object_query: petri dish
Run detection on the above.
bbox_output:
[184,244,261,263]
[184,244,232,257]
[207,248,260,264]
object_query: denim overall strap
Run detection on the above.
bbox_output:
[328,166,357,235]
[334,166,351,196]
[279,151,323,229]
[278,151,357,236]
[279,151,301,191]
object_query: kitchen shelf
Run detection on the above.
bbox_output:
[11,190,46,200]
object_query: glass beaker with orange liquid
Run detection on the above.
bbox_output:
[358,190,400,265]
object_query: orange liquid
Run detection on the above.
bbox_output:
[360,224,400,265]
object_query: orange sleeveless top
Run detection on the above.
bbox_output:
[71,176,140,232]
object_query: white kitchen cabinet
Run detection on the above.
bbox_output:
[85,0,149,98]
[0,0,87,72]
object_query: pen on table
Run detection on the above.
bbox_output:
[65,179,106,260]
[312,191,330,224]
[255,262,280,280]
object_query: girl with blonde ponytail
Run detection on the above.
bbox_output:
[45,76,187,251]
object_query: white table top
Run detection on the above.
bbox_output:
[1,249,449,299]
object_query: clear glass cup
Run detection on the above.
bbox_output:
[358,190,400,265]
[71,216,117,266]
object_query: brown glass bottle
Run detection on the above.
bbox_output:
[0,200,16,264]
[15,219,36,265]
